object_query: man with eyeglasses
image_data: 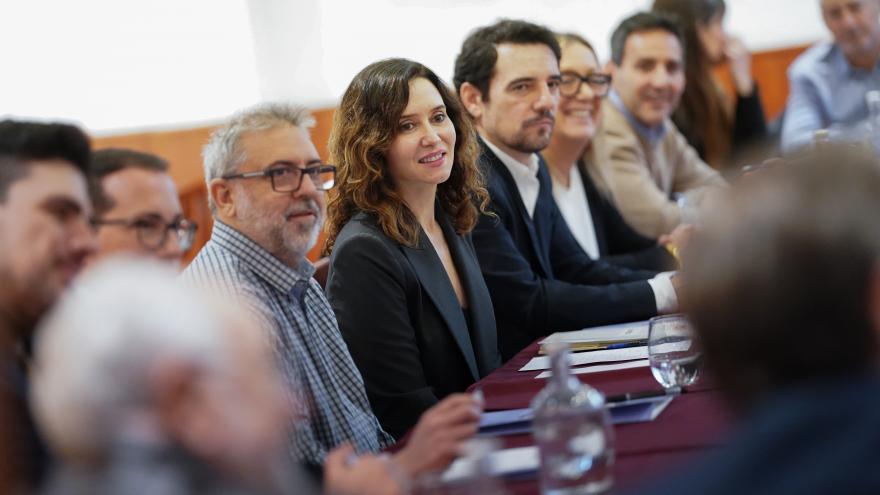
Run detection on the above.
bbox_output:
[594,12,725,238]
[454,19,680,360]
[183,102,483,492]
[88,148,196,265]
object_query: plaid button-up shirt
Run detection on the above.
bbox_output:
[182,221,393,466]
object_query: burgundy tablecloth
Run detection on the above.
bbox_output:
[467,338,733,492]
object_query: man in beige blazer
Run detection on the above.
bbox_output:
[595,12,726,238]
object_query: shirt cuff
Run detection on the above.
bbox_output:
[647,271,678,314]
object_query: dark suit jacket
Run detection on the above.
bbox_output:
[473,141,659,360]
[631,376,880,495]
[326,210,501,439]
[572,162,675,272]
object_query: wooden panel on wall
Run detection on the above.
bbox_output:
[752,45,810,121]
[93,126,215,195]
[713,44,810,122]
[179,185,212,265]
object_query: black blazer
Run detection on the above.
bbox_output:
[571,162,675,272]
[326,210,500,439]
[472,141,659,360]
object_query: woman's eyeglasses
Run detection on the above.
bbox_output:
[559,72,612,98]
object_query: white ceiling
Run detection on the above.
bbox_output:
[0,0,828,135]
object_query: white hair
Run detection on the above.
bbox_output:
[30,258,242,457]
[202,102,315,213]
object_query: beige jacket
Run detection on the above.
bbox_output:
[594,100,726,238]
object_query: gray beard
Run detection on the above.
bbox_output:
[235,196,322,266]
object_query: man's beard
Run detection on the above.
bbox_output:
[510,113,555,153]
[237,196,323,263]
[269,208,322,261]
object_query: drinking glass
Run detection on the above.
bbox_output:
[673,193,701,226]
[648,314,701,389]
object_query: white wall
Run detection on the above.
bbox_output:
[1,0,829,135]
[0,0,260,133]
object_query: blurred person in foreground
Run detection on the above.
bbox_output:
[635,146,880,494]
[542,32,688,272]
[88,148,197,266]
[651,0,767,171]
[183,102,481,483]
[781,0,880,152]
[33,260,407,495]
[0,119,97,491]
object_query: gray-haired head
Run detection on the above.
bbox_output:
[202,102,315,214]
[30,259,251,458]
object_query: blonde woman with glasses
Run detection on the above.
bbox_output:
[542,33,690,271]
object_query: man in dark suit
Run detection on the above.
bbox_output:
[453,20,680,359]
[634,147,880,494]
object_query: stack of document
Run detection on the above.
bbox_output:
[520,320,654,377]
[539,320,649,354]
[521,346,648,372]
[477,394,675,436]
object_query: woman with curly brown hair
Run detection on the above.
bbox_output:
[323,58,500,439]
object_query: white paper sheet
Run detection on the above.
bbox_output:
[441,446,539,483]
[535,359,650,378]
[540,320,650,345]
[521,346,648,371]
[522,340,692,372]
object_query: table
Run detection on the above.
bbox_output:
[467,339,733,493]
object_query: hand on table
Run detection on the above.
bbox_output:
[325,443,408,495]
[392,393,482,477]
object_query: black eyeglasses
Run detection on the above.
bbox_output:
[222,162,337,193]
[92,215,198,252]
[559,72,613,98]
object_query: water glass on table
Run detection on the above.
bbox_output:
[648,314,701,390]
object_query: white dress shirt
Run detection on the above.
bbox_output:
[483,139,541,217]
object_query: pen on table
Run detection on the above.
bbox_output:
[606,386,682,404]
[603,340,648,350]
[540,339,648,355]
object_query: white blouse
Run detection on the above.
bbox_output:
[551,165,600,259]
